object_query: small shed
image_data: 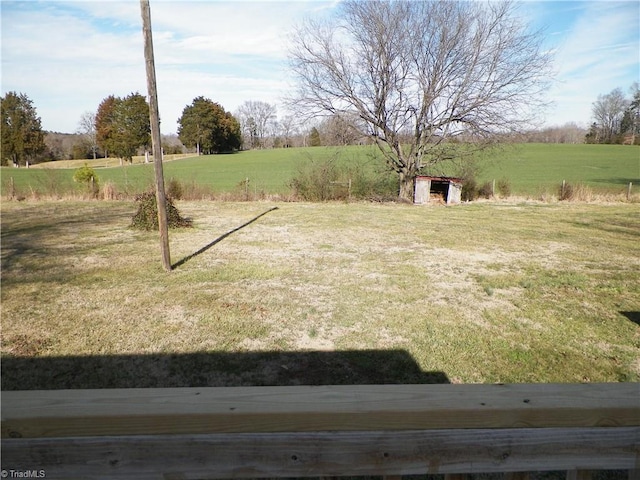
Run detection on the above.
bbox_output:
[414,176,463,205]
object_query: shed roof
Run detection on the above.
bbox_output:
[416,175,464,185]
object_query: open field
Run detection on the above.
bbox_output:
[2,143,638,199]
[1,200,638,389]
[480,143,640,195]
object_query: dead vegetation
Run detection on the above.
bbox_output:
[1,200,638,389]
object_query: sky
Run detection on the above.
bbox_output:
[1,0,639,135]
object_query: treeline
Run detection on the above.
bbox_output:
[3,84,638,167]
[43,132,185,162]
[585,84,639,145]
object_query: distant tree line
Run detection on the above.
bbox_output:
[586,84,640,145]
[4,84,637,168]
[0,91,185,165]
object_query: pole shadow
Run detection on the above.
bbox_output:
[172,206,279,269]
[620,311,640,327]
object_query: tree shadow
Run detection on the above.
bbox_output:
[0,206,132,277]
[620,311,640,327]
[591,177,639,185]
[0,349,449,390]
[172,206,279,269]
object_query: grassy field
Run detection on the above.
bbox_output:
[480,143,640,195]
[1,199,638,389]
[1,143,638,199]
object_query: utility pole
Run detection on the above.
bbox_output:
[140,0,171,272]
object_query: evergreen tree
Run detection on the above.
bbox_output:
[1,92,46,166]
[177,97,241,154]
[95,93,150,163]
[620,86,640,144]
[309,127,321,147]
[95,95,118,157]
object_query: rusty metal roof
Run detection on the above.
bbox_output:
[416,175,464,184]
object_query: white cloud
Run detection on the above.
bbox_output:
[542,1,640,126]
[2,0,637,133]
[1,1,329,133]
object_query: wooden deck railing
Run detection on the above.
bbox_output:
[1,383,638,479]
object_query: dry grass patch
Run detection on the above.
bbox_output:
[1,200,639,388]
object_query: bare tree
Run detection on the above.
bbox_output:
[236,100,277,149]
[592,88,629,144]
[289,0,552,201]
[278,114,297,147]
[319,113,364,146]
[524,123,586,144]
[620,83,640,144]
[77,111,98,159]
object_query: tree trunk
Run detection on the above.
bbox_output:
[398,171,415,203]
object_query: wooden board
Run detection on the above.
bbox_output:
[2,427,638,479]
[2,383,638,438]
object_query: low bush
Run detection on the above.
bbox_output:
[560,182,593,202]
[478,181,494,199]
[497,178,511,198]
[167,178,183,200]
[101,181,118,200]
[461,177,478,201]
[130,191,192,231]
[73,164,99,197]
[290,155,398,202]
[346,161,398,202]
[290,157,340,201]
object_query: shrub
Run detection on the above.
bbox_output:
[461,177,478,201]
[73,164,99,197]
[102,182,118,200]
[497,178,511,198]
[290,155,398,202]
[167,178,183,200]
[131,191,192,230]
[478,181,493,199]
[346,161,398,201]
[290,157,340,201]
[559,182,593,202]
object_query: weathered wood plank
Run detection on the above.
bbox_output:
[566,471,592,480]
[2,427,638,479]
[505,473,531,480]
[2,383,638,438]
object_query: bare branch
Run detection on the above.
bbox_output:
[288,0,553,201]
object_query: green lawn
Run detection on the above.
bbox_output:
[1,143,638,198]
[480,143,640,194]
[2,200,638,389]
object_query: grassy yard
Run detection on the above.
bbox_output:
[2,143,638,199]
[1,199,638,389]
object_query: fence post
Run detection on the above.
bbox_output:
[627,182,632,201]
[561,180,566,199]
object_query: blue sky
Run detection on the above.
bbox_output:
[1,0,638,134]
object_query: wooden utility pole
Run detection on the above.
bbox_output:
[140,0,171,272]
